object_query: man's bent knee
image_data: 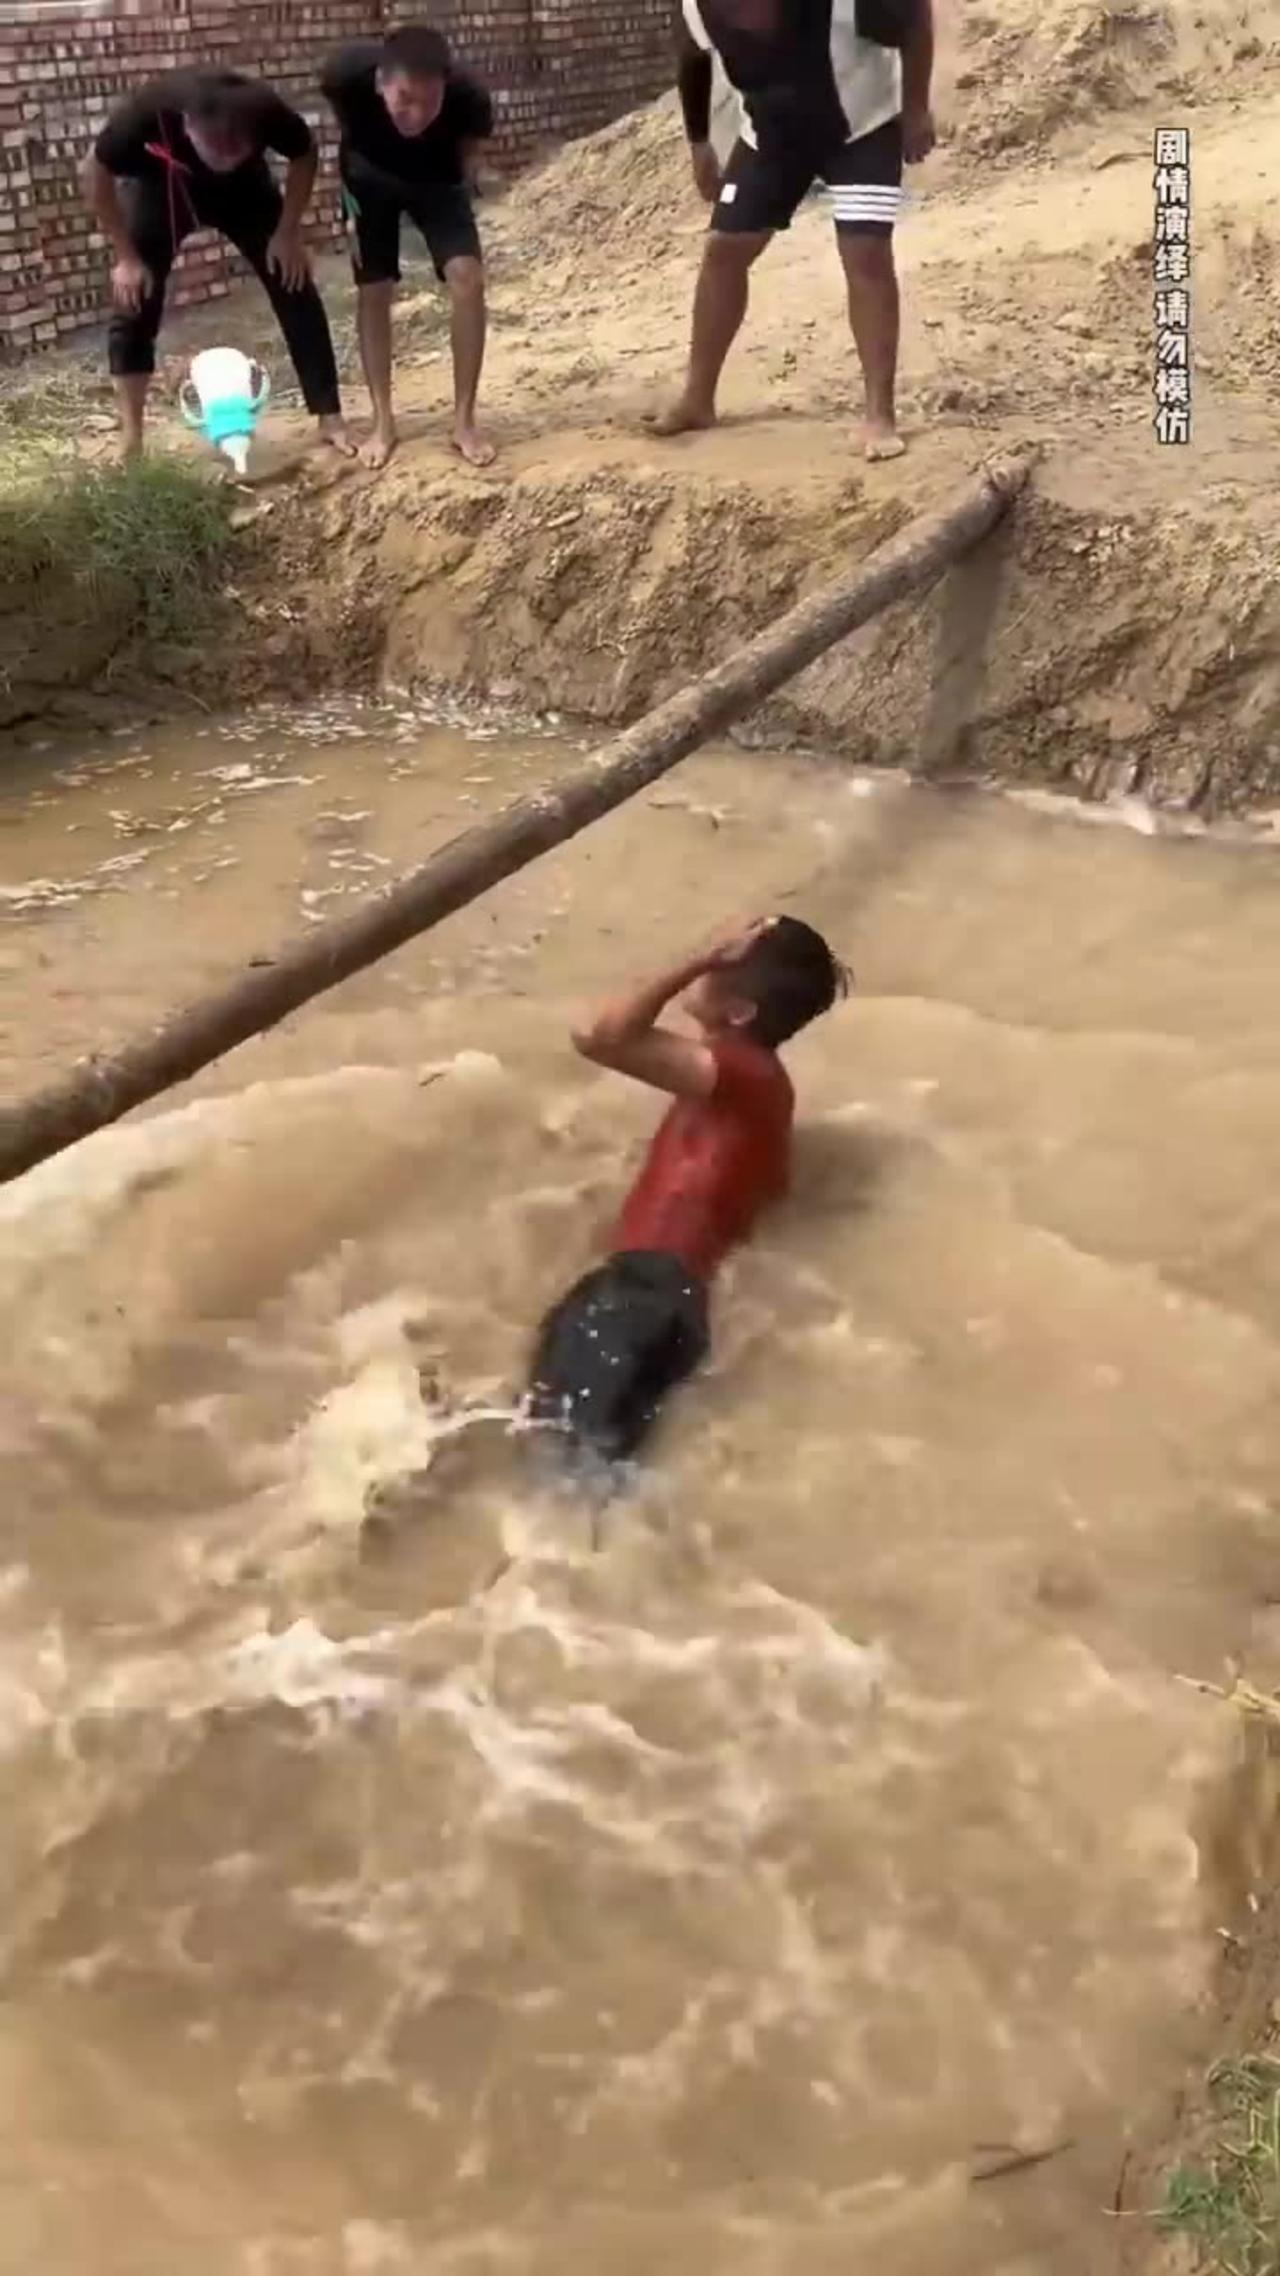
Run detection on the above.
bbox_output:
[444,254,485,302]
[106,327,156,379]
[704,227,771,272]
[838,228,896,277]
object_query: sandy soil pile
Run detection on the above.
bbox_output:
[509,94,691,274]
[948,0,1276,155]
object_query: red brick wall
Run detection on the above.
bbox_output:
[0,0,673,355]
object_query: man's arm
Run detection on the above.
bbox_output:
[901,0,936,161]
[82,151,135,260]
[278,146,316,231]
[677,30,713,143]
[455,75,495,192]
[261,92,317,285]
[460,139,488,192]
[571,922,773,1100]
[82,103,152,310]
[572,949,719,1100]
[267,150,316,283]
[676,26,720,202]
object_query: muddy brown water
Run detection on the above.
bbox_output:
[3,698,1280,2275]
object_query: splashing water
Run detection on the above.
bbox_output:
[3,699,1280,2274]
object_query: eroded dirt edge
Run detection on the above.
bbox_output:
[6,438,1277,823]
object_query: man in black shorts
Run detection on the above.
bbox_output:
[321,23,495,469]
[655,0,935,461]
[84,69,354,463]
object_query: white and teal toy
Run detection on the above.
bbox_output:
[180,346,271,477]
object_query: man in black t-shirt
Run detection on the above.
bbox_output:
[321,22,496,469]
[83,69,353,462]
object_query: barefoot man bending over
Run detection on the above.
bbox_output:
[85,69,354,462]
[321,22,495,469]
[657,0,935,461]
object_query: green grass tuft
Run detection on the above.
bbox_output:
[0,453,234,649]
[1158,2056,1280,2276]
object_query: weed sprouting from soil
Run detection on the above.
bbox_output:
[0,454,233,648]
[1158,2054,1280,2276]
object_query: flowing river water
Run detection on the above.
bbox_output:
[3,698,1280,2276]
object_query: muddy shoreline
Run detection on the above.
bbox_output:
[5,445,1278,824]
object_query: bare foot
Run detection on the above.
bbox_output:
[120,432,144,465]
[360,423,397,471]
[864,421,906,463]
[451,419,496,467]
[645,399,717,438]
[316,414,357,459]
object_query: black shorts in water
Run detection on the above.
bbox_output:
[528,1250,710,1469]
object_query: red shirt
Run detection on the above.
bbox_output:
[611,1035,794,1280]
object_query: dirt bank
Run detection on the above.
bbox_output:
[219,429,1278,819]
[3,0,1280,815]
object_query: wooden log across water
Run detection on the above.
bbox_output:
[0,450,1032,1187]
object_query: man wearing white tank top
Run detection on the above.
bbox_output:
[656,0,935,461]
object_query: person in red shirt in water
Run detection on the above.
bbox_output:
[527,914,849,1472]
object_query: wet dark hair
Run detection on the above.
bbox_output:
[380,22,451,79]
[731,916,850,1048]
